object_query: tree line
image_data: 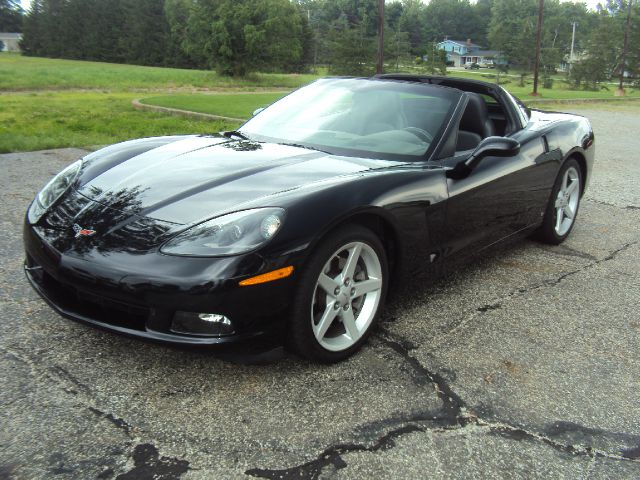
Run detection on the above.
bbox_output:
[3,0,639,86]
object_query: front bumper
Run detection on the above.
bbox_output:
[24,221,299,350]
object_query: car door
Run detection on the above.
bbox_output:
[439,128,557,257]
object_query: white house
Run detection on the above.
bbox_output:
[436,38,500,67]
[0,33,22,52]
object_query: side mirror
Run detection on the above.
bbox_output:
[447,136,520,179]
[252,107,265,117]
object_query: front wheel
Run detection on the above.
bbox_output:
[287,225,388,363]
[536,158,583,244]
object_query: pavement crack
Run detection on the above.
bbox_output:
[433,241,638,346]
[584,198,640,211]
[477,302,502,313]
[88,406,135,438]
[520,241,636,291]
[377,329,469,426]
[539,244,598,261]
[1,345,92,396]
[115,443,190,480]
[485,421,639,463]
[621,445,640,460]
[245,424,424,480]
[245,331,475,479]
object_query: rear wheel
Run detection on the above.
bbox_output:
[536,158,583,244]
[287,225,388,363]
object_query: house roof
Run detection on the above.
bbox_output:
[442,39,481,48]
[474,50,499,56]
[0,33,22,39]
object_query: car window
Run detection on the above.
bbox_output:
[480,94,499,106]
[240,78,460,161]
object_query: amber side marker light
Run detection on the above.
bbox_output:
[239,266,294,286]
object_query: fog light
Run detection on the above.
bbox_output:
[170,311,235,337]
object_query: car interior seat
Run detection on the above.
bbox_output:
[456,93,495,151]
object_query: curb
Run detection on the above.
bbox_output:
[133,94,640,122]
[132,99,246,123]
[524,96,640,105]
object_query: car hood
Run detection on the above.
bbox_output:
[77,136,395,225]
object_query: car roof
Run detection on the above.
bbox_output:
[372,74,502,96]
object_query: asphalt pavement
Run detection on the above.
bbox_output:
[1,106,639,479]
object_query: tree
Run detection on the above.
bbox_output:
[327,16,376,75]
[181,0,304,76]
[488,0,539,68]
[0,0,23,32]
[19,0,45,55]
[569,0,640,89]
[423,0,479,44]
[120,0,168,66]
[384,27,411,71]
[423,42,447,74]
[398,0,425,55]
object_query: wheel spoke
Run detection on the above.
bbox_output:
[314,303,339,339]
[341,308,359,341]
[566,179,579,196]
[352,278,382,298]
[555,207,563,231]
[318,272,340,296]
[564,204,575,219]
[562,170,569,191]
[341,243,362,281]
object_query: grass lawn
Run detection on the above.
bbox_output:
[0,53,320,91]
[141,92,288,119]
[0,92,240,153]
[2,53,639,153]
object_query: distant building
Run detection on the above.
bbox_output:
[0,33,22,52]
[436,38,500,67]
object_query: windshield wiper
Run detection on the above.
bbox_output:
[222,130,250,140]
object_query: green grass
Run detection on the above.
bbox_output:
[2,53,639,153]
[0,54,314,152]
[141,92,288,119]
[0,92,240,153]
[0,53,320,91]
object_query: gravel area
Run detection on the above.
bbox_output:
[1,106,639,479]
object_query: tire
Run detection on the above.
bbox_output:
[287,225,389,363]
[536,158,583,245]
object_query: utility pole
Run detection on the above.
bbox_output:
[377,0,385,75]
[532,0,545,96]
[618,0,633,95]
[569,21,577,69]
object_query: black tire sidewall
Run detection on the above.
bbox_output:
[287,225,389,363]
[538,158,583,245]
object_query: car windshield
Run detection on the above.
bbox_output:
[239,78,460,161]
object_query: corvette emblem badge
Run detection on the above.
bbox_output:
[73,223,96,238]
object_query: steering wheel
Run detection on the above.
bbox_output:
[403,127,433,143]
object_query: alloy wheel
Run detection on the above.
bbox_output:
[554,166,580,236]
[310,241,383,352]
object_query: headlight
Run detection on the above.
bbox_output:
[160,208,285,257]
[28,160,82,223]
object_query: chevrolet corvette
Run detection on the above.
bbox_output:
[23,74,594,362]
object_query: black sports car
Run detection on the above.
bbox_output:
[23,75,594,362]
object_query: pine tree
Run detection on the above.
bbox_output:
[0,0,23,32]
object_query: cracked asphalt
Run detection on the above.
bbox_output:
[1,105,639,479]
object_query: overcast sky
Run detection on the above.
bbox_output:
[19,0,602,16]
